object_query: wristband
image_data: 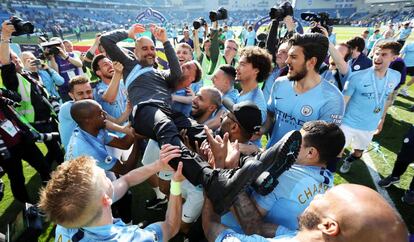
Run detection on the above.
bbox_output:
[85,51,94,60]
[170,180,182,196]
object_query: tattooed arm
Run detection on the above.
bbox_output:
[202,197,228,242]
[232,192,278,237]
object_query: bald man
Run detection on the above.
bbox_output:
[100,25,302,215]
[66,99,136,175]
[203,184,408,242]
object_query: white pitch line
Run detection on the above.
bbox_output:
[362,152,398,211]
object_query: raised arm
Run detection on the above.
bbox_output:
[0,20,13,65]
[102,61,123,103]
[209,21,220,73]
[100,24,145,69]
[152,25,182,88]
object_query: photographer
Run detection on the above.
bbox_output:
[20,51,64,101]
[318,24,351,91]
[1,20,64,168]
[262,12,296,101]
[0,88,50,204]
[209,21,239,76]
[46,37,83,102]
[193,22,215,81]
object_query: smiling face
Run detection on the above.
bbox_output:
[69,83,93,101]
[179,62,197,89]
[191,88,213,118]
[135,37,156,67]
[176,44,193,66]
[96,58,114,80]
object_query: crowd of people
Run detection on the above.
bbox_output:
[0,7,413,242]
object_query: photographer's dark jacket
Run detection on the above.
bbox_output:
[1,63,52,123]
[0,89,34,149]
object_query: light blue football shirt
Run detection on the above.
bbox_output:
[401,42,414,67]
[266,77,344,148]
[342,67,400,131]
[220,164,333,232]
[80,218,162,241]
[65,128,116,171]
[58,101,76,151]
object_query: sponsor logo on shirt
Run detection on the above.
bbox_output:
[275,109,306,126]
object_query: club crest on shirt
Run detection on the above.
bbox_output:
[354,65,360,71]
[301,105,313,117]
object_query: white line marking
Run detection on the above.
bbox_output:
[362,152,398,211]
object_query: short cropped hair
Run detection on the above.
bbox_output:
[201,86,222,108]
[39,156,103,228]
[346,36,366,53]
[377,41,402,55]
[69,75,90,93]
[289,33,329,72]
[219,64,236,80]
[240,46,272,82]
[177,42,193,52]
[302,121,345,164]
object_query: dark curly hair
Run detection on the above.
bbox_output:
[239,46,272,83]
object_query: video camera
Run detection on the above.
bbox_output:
[10,16,34,36]
[209,7,228,22]
[300,12,339,34]
[269,1,293,21]
[38,35,62,59]
[193,18,206,30]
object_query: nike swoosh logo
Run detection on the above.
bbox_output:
[183,214,191,218]
[275,97,283,100]
[363,84,371,87]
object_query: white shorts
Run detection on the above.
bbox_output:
[341,124,375,151]
[181,180,204,223]
[141,139,174,180]
[106,145,133,162]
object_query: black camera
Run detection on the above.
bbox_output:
[257,33,268,48]
[39,40,62,59]
[209,7,228,22]
[10,16,34,36]
[269,1,293,21]
[36,132,60,142]
[193,18,206,30]
[301,12,339,34]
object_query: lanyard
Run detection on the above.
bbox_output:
[125,64,153,89]
[371,70,389,110]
